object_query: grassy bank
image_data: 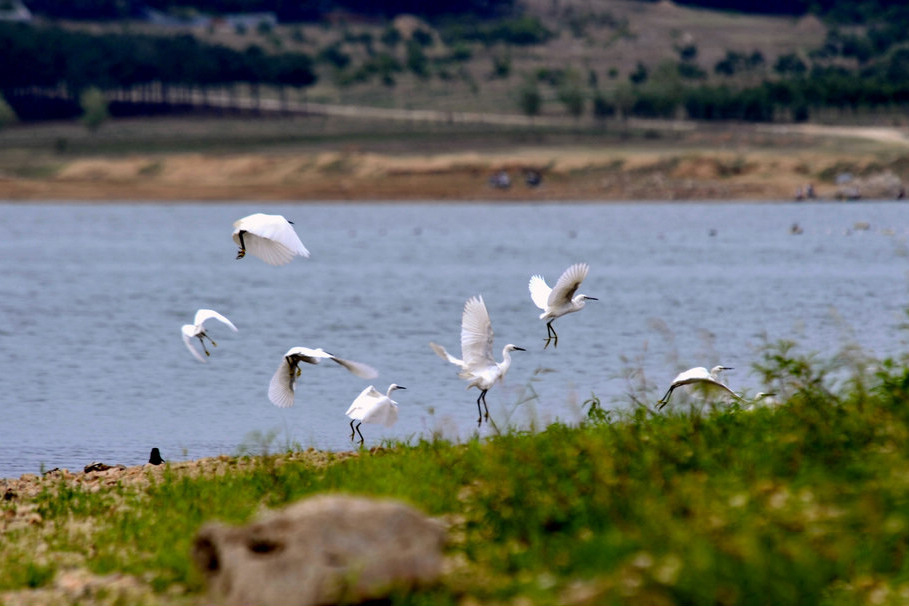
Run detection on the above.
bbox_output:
[3,337,909,605]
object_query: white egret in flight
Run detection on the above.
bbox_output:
[430,295,525,426]
[181,309,238,363]
[529,262,597,348]
[345,383,406,445]
[657,365,740,409]
[232,213,310,266]
[268,347,378,408]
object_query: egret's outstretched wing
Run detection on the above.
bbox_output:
[328,355,379,379]
[670,366,711,386]
[430,342,465,369]
[345,385,382,418]
[242,233,296,266]
[528,275,551,311]
[706,381,740,399]
[233,213,310,266]
[460,295,495,370]
[285,346,332,365]
[181,325,207,363]
[362,399,399,427]
[548,263,589,307]
[195,309,237,332]
[268,356,297,408]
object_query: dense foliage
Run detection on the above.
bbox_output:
[0,22,314,119]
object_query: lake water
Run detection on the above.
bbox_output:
[2,200,908,478]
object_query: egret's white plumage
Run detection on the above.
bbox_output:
[529,262,597,348]
[268,346,378,408]
[657,365,739,409]
[232,213,310,266]
[743,392,780,411]
[430,295,525,425]
[345,383,406,445]
[181,309,238,363]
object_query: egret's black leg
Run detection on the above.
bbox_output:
[657,387,675,410]
[197,336,211,357]
[355,422,364,446]
[544,321,558,349]
[476,391,486,426]
[481,391,489,422]
[349,419,356,441]
[236,230,247,259]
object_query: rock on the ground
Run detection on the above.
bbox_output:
[192,493,446,606]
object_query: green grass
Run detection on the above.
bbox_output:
[4,339,909,605]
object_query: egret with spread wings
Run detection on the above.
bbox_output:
[268,347,378,408]
[345,383,406,445]
[657,365,740,409]
[181,309,238,363]
[430,295,525,426]
[529,262,597,348]
[232,213,310,266]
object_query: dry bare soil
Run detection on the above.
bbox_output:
[2,117,909,202]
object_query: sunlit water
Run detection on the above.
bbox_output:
[1,200,908,478]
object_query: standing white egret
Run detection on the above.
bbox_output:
[268,347,378,408]
[529,262,597,348]
[430,295,525,426]
[181,309,238,363]
[657,365,740,409]
[232,213,310,266]
[345,383,406,445]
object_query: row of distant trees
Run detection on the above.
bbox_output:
[21,0,906,22]
[515,70,909,124]
[22,0,515,21]
[0,22,314,119]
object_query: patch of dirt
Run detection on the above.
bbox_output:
[5,145,904,202]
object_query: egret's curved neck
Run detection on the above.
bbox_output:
[499,347,514,371]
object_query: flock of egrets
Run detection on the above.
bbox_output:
[182,212,744,446]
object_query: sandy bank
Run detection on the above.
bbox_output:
[2,145,907,202]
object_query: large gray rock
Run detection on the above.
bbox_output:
[192,494,446,606]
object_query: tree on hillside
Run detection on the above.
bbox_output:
[516,75,541,117]
[79,87,109,132]
[0,94,17,129]
[557,71,585,118]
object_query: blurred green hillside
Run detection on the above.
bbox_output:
[4,0,909,125]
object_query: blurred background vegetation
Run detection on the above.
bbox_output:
[3,0,909,126]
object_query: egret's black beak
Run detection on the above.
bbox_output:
[514,347,527,351]
[587,296,599,300]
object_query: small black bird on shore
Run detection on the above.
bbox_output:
[149,448,165,465]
